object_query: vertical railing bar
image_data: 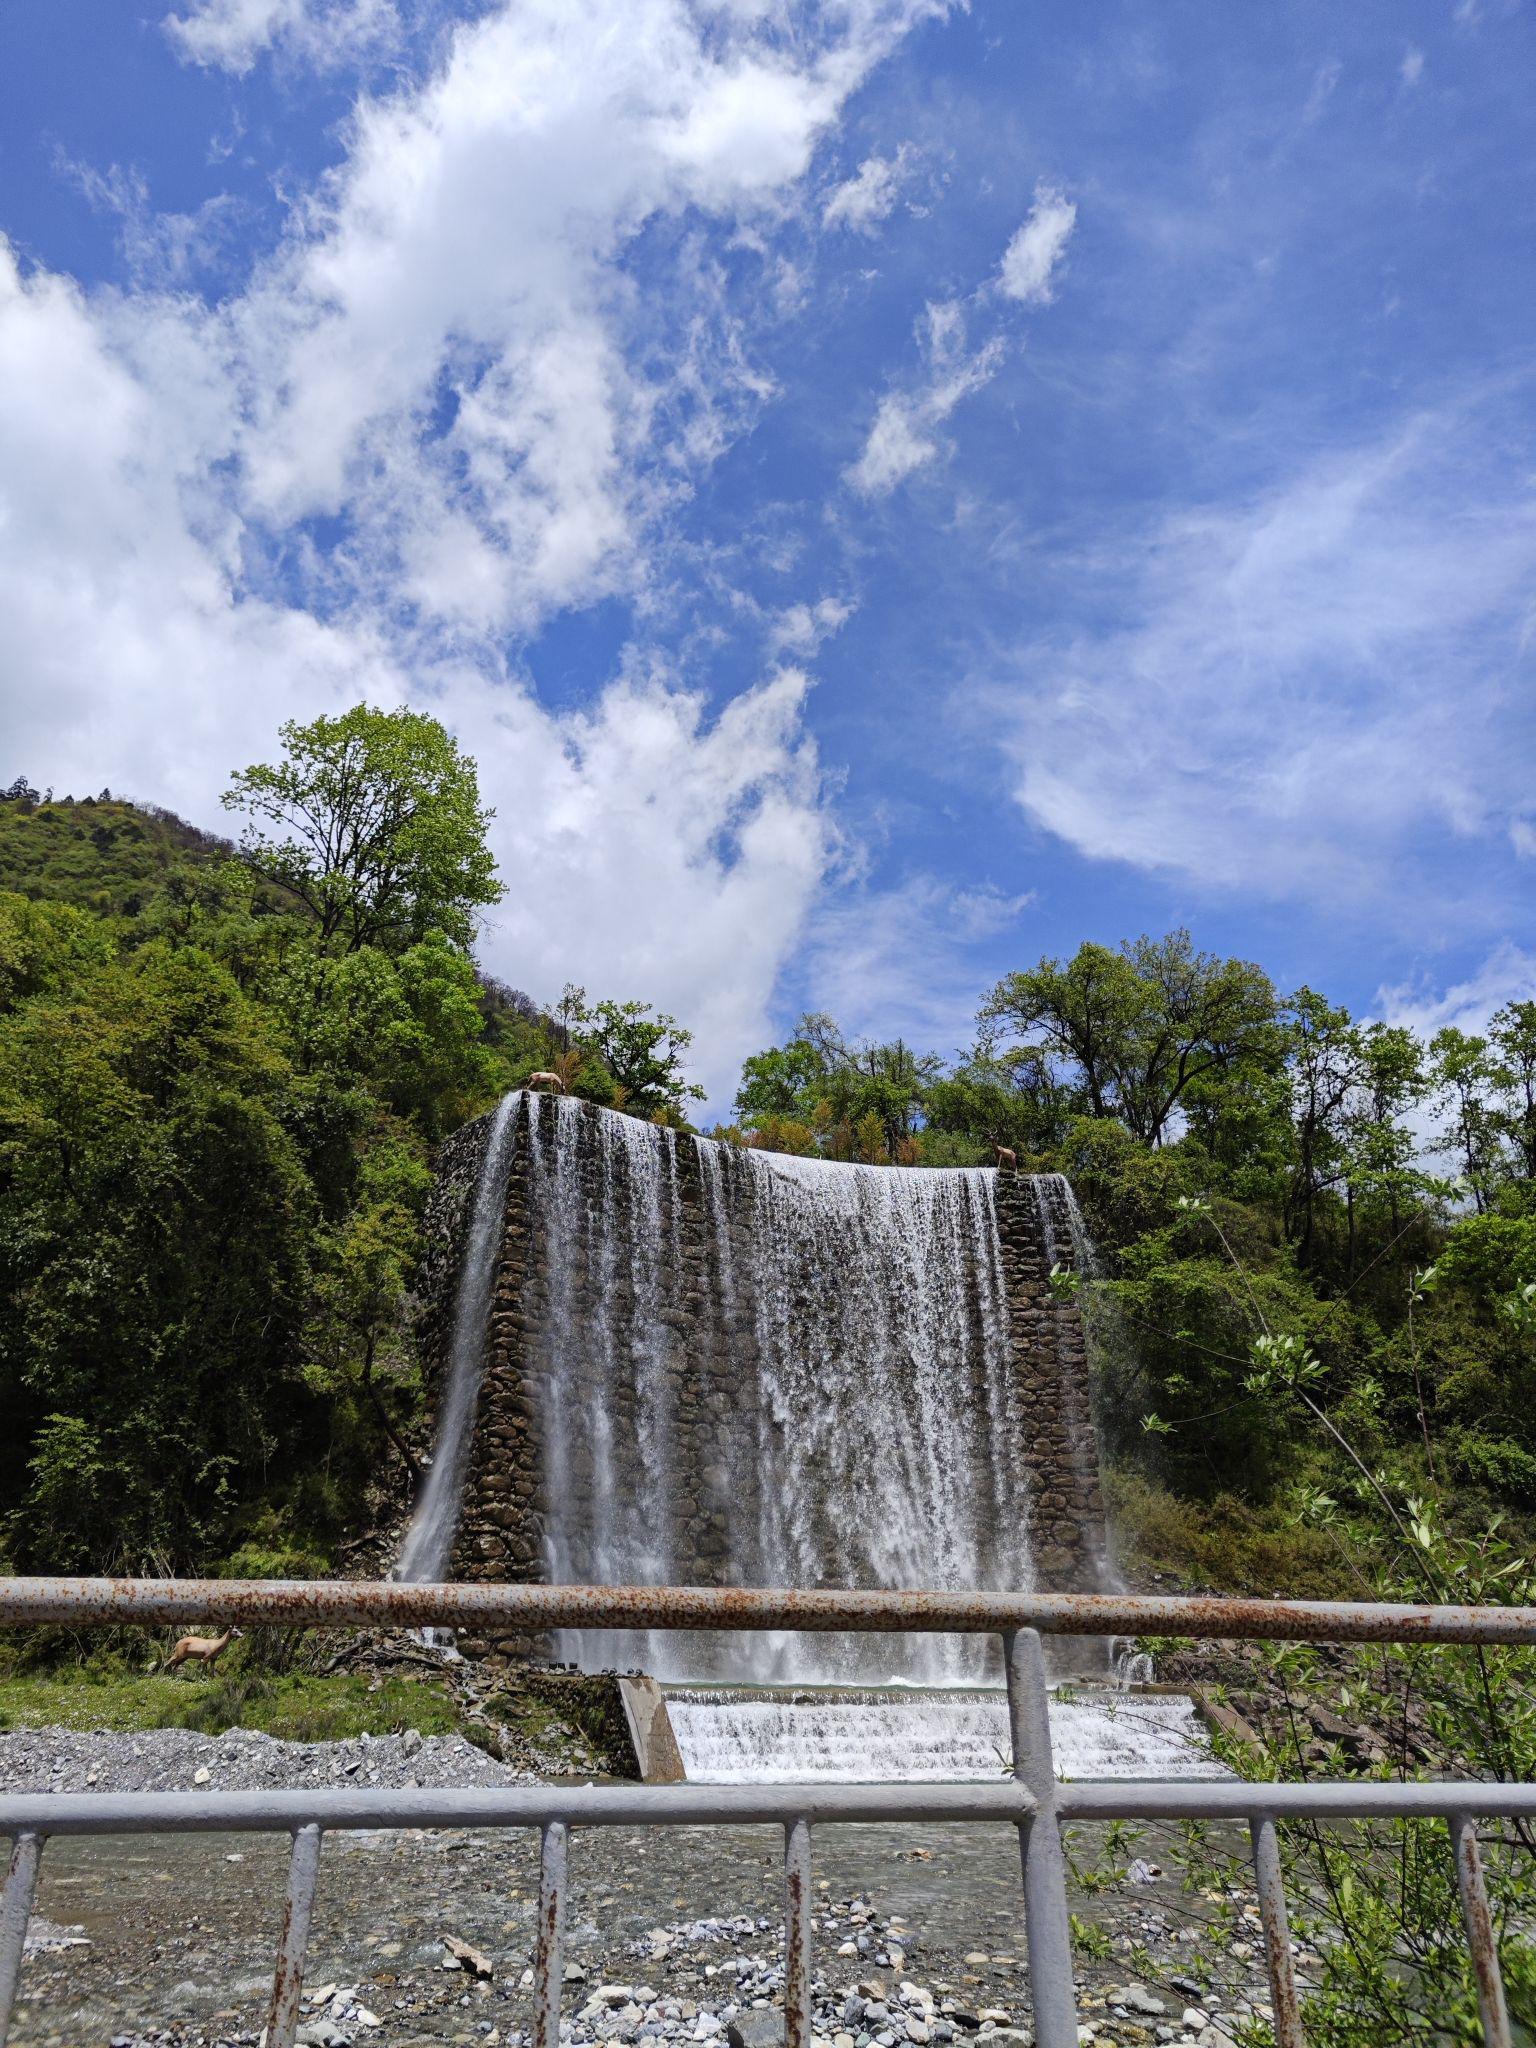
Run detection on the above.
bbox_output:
[1451,1812,1512,2048]
[784,1816,812,2048]
[1003,1628,1077,2048]
[1249,1814,1305,2048]
[0,1832,43,2048]
[265,1822,322,2048]
[533,1818,569,2048]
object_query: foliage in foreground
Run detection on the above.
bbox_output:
[1068,1216,1536,2046]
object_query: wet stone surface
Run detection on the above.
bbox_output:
[10,1803,1299,2048]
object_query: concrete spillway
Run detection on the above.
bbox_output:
[663,1685,1230,1784]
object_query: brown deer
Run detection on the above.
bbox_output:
[164,1626,241,1675]
[994,1145,1017,1171]
[526,1071,562,1093]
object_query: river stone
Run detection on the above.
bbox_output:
[727,2016,784,2048]
[1111,1986,1166,2016]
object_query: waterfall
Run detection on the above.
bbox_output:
[522,1097,1035,1685]
[395,1091,519,1586]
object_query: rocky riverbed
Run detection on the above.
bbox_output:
[0,1726,534,1796]
[2,1731,1308,2048]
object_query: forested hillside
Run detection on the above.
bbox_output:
[3,713,1535,1594]
[724,955,1536,1585]
[0,717,699,1575]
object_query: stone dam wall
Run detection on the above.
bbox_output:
[415,1092,1110,1663]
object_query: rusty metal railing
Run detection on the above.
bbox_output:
[4,1581,1536,2048]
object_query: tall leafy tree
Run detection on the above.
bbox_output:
[1430,1026,1503,1212]
[982,930,1276,1146]
[572,996,703,1115]
[1490,1001,1536,1181]
[224,705,503,954]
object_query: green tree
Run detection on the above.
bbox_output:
[1344,1021,1430,1263]
[0,942,316,1567]
[573,996,704,1115]
[1284,988,1359,1269]
[734,1015,941,1162]
[223,705,503,954]
[1429,1026,1502,1212]
[982,930,1276,1146]
[1490,1000,1536,1180]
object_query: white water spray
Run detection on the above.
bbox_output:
[523,1098,1035,1684]
[395,1092,519,1587]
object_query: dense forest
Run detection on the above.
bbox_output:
[3,707,1535,1599]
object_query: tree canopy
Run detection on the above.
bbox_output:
[982,931,1276,1145]
[223,705,503,954]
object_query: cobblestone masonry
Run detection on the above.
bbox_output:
[414,1095,1110,1661]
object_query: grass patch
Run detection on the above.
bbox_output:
[1105,1466,1356,1598]
[0,1663,463,1743]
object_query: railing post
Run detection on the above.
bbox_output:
[0,1832,42,2048]
[1003,1628,1077,2048]
[266,1822,322,2048]
[1249,1815,1304,2048]
[1451,1812,1512,2048]
[784,1816,812,2048]
[533,1818,569,2048]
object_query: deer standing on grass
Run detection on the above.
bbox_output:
[163,1626,241,1675]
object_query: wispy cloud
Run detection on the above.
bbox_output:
[846,184,1076,495]
[977,398,1536,911]
[822,146,915,234]
[801,874,1034,1053]
[163,0,399,74]
[767,595,856,658]
[997,183,1076,304]
[1379,940,1536,1040]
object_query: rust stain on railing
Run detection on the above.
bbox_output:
[6,1576,1536,1644]
[4,1579,1536,2048]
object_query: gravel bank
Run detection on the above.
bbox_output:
[0,1725,537,1794]
[4,1786,1289,2048]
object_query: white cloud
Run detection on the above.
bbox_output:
[1401,46,1426,86]
[822,146,912,233]
[801,874,1033,1054]
[461,664,832,1110]
[212,0,946,632]
[1,0,954,1108]
[845,300,1004,496]
[1378,941,1536,1042]
[845,393,941,495]
[997,182,1076,305]
[846,188,1075,498]
[163,0,399,74]
[980,404,1536,907]
[767,595,855,657]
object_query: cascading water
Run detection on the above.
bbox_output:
[404,1092,1228,1781]
[523,1095,1031,1685]
[395,1091,519,1587]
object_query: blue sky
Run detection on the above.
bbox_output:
[3,0,1534,1109]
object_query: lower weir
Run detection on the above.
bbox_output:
[664,1685,1225,1783]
